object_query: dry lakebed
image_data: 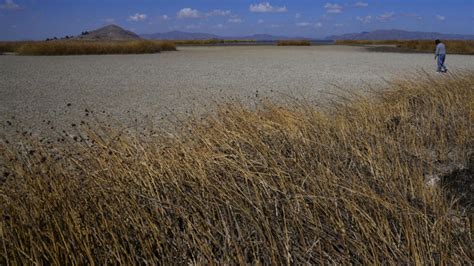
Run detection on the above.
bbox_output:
[1,45,474,136]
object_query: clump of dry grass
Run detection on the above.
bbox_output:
[1,73,473,264]
[335,40,474,54]
[277,40,311,46]
[15,40,176,55]
[151,40,178,51]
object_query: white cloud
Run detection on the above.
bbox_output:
[207,9,231,17]
[436,14,445,21]
[214,24,225,29]
[295,22,323,28]
[295,13,301,19]
[377,12,394,22]
[104,18,115,24]
[356,15,372,23]
[250,2,287,13]
[228,18,242,23]
[258,19,264,23]
[161,15,170,20]
[334,23,343,27]
[128,13,147,22]
[296,22,311,27]
[177,8,201,19]
[0,0,20,10]
[324,3,343,14]
[354,2,368,7]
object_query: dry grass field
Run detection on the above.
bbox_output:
[1,72,472,264]
[335,40,474,54]
[277,40,312,46]
[0,40,256,54]
[0,40,176,55]
[0,41,28,54]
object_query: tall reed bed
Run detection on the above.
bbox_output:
[1,73,473,264]
[5,40,176,55]
[0,41,28,54]
[335,40,474,54]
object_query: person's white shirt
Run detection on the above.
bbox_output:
[435,43,446,55]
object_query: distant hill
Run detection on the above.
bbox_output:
[77,25,141,41]
[327,29,474,40]
[141,31,310,41]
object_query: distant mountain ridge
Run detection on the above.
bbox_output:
[71,26,474,42]
[77,25,141,40]
[141,31,310,41]
[327,29,474,40]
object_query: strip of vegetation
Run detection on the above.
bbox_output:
[1,73,473,264]
[277,40,312,46]
[0,41,28,54]
[335,40,474,54]
[171,39,257,45]
[2,40,176,55]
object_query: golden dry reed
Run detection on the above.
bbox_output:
[1,40,176,55]
[277,40,312,46]
[0,41,28,54]
[1,73,473,264]
[335,40,474,54]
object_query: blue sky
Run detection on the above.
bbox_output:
[1,0,473,40]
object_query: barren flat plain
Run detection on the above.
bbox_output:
[1,45,474,135]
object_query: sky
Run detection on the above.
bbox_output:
[0,0,473,40]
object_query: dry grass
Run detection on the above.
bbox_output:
[335,40,474,54]
[152,40,178,51]
[0,41,28,54]
[277,40,312,46]
[1,73,473,264]
[6,40,176,55]
[171,39,257,45]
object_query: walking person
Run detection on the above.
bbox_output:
[435,39,448,73]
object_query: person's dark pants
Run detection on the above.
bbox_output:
[437,54,447,72]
